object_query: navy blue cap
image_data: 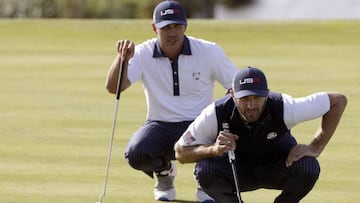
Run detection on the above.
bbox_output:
[232,67,269,99]
[153,1,187,28]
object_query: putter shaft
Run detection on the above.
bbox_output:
[223,122,243,203]
[96,59,125,203]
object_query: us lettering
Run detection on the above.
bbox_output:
[161,9,174,16]
[239,78,254,84]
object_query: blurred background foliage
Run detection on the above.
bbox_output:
[0,0,254,18]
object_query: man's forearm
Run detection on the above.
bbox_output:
[174,143,216,164]
[310,93,347,154]
[105,55,130,94]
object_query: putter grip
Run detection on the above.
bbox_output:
[222,122,236,162]
[228,150,236,161]
[116,60,126,100]
[222,122,230,132]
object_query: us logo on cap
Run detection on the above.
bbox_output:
[153,0,187,28]
[240,77,261,85]
[161,8,181,16]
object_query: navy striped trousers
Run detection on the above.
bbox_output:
[195,154,320,203]
[125,120,192,177]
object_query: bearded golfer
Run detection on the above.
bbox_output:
[175,67,347,203]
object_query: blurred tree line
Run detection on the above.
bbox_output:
[0,0,254,18]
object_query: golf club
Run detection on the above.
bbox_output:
[96,58,126,203]
[222,122,243,203]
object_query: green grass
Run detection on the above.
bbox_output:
[0,19,359,203]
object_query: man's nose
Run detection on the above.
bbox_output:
[246,100,254,109]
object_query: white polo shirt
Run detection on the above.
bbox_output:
[127,36,238,122]
[177,92,331,146]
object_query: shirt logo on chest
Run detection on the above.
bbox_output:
[193,72,200,80]
[266,132,278,140]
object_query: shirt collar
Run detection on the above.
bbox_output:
[153,36,192,58]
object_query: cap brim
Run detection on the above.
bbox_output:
[234,90,269,99]
[155,20,187,28]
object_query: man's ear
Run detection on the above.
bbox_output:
[229,88,238,104]
[225,88,232,95]
[229,88,235,97]
[151,23,157,33]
